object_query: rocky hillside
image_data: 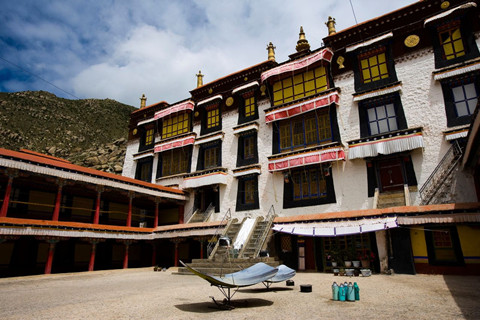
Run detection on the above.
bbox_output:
[0,91,136,173]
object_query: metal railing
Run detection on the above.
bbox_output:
[202,203,215,222]
[206,208,231,259]
[252,205,276,258]
[184,205,198,224]
[419,140,464,205]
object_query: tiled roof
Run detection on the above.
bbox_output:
[274,203,480,223]
[0,148,184,196]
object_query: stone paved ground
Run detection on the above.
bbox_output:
[0,267,478,320]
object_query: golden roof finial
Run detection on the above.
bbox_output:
[267,42,276,61]
[326,16,336,36]
[196,70,204,88]
[296,26,310,52]
[140,94,147,108]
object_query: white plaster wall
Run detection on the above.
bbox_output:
[122,139,140,178]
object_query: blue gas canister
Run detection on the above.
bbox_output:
[332,282,339,301]
[354,282,360,301]
[347,282,355,301]
[339,284,346,301]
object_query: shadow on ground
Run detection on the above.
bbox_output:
[239,287,294,294]
[443,275,480,320]
[175,298,274,313]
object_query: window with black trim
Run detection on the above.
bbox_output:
[441,74,479,127]
[135,157,153,182]
[425,226,464,266]
[275,109,332,153]
[237,132,258,167]
[197,141,222,171]
[157,146,192,178]
[432,17,479,69]
[353,45,397,93]
[272,66,328,106]
[200,103,222,135]
[238,92,259,124]
[162,113,190,139]
[236,175,259,211]
[283,165,336,208]
[138,126,155,152]
[358,94,407,138]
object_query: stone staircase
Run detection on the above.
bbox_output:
[177,210,278,276]
[240,220,270,258]
[376,191,406,209]
[420,141,464,205]
[186,203,214,224]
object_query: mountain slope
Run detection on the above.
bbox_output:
[0,91,136,173]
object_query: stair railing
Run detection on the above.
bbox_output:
[202,202,215,222]
[252,205,276,258]
[206,208,231,259]
[419,140,464,205]
[184,205,198,224]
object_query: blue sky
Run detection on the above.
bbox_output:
[0,0,414,107]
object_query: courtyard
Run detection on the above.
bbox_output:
[0,267,478,319]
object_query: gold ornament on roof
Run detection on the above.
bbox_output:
[196,70,204,88]
[404,35,420,48]
[296,26,310,52]
[140,94,147,108]
[267,42,276,61]
[226,97,234,107]
[441,1,450,9]
[326,17,336,36]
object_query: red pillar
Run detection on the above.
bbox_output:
[178,205,184,224]
[88,242,96,271]
[0,176,14,218]
[174,242,179,267]
[126,193,133,227]
[44,241,56,274]
[154,200,159,228]
[52,184,63,221]
[93,190,101,224]
[123,243,129,269]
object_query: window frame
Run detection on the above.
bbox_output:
[352,43,398,93]
[138,126,155,152]
[156,146,192,178]
[200,103,222,135]
[425,226,465,266]
[135,157,153,182]
[271,66,329,106]
[431,15,480,69]
[283,165,336,209]
[196,140,222,171]
[238,91,259,124]
[236,175,260,211]
[275,109,332,153]
[161,112,191,139]
[358,93,407,138]
[441,74,480,127]
[237,131,258,167]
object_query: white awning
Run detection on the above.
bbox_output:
[346,32,393,53]
[273,217,398,237]
[397,213,480,225]
[348,131,424,160]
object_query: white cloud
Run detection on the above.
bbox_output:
[1,0,415,106]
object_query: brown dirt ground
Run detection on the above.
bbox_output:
[0,267,478,320]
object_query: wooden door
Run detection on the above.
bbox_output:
[377,158,404,192]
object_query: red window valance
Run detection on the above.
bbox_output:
[261,48,333,83]
[265,90,339,123]
[154,101,194,120]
